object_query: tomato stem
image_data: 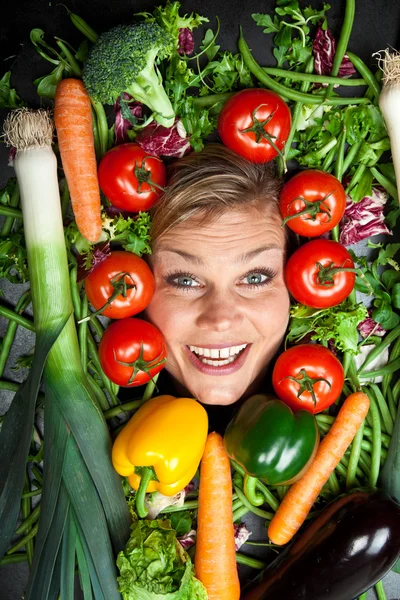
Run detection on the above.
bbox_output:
[114,343,166,385]
[134,157,166,195]
[79,271,135,323]
[316,261,359,286]
[281,193,333,226]
[281,368,331,407]
[238,104,287,173]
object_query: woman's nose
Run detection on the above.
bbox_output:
[195,290,243,332]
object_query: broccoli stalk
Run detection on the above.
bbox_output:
[83,23,175,127]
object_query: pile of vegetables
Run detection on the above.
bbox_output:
[0,0,400,599]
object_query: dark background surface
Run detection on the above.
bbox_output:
[0,0,400,598]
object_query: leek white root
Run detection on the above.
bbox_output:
[377,49,400,204]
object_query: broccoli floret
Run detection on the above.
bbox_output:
[83,22,175,127]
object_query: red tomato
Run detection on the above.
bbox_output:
[218,88,291,163]
[85,251,154,319]
[98,143,166,212]
[285,239,356,308]
[272,344,344,414]
[99,318,167,387]
[280,170,347,237]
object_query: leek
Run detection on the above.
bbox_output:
[1,108,129,597]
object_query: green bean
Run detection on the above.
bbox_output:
[16,503,40,536]
[234,486,274,520]
[327,471,341,494]
[359,439,387,460]
[236,552,265,570]
[238,30,368,106]
[1,182,19,236]
[232,505,249,523]
[370,166,398,201]
[231,461,279,511]
[342,139,364,174]
[283,57,314,160]
[232,499,243,513]
[91,100,109,158]
[86,371,109,412]
[0,553,27,565]
[374,579,387,600]
[321,143,337,172]
[262,67,366,87]
[69,266,82,321]
[346,164,367,194]
[7,523,39,555]
[358,593,368,600]
[367,391,381,488]
[334,128,347,183]
[91,107,101,161]
[160,500,199,513]
[346,420,365,490]
[324,0,355,99]
[0,380,19,393]
[142,373,159,403]
[103,398,142,419]
[56,40,82,76]
[0,205,23,220]
[21,473,34,566]
[358,325,400,373]
[87,330,118,406]
[368,383,393,435]
[347,52,381,101]
[0,291,32,378]
[393,378,400,406]
[387,387,397,423]
[193,92,234,110]
[21,488,42,499]
[79,294,88,373]
[382,336,400,398]
[31,466,43,485]
[69,12,98,43]
[359,356,400,379]
[0,304,35,332]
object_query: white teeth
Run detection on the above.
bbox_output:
[188,343,248,364]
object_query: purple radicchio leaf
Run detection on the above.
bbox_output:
[234,523,251,551]
[114,93,143,145]
[135,118,192,158]
[313,26,356,79]
[178,529,197,550]
[8,147,16,166]
[358,311,386,338]
[76,241,111,282]
[103,205,136,220]
[340,187,392,246]
[178,28,195,55]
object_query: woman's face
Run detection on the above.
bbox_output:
[146,205,290,406]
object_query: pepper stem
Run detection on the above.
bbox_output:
[135,466,154,518]
[244,474,265,506]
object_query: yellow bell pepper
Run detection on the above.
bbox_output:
[112,395,208,516]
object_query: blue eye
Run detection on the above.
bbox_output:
[166,272,201,289]
[175,275,199,287]
[244,273,268,285]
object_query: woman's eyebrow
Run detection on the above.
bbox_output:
[155,245,283,265]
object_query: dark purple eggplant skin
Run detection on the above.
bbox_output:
[241,490,400,600]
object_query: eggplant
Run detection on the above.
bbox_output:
[241,490,400,600]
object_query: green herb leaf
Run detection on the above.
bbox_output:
[170,512,192,537]
[0,72,25,108]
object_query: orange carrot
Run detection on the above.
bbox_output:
[195,432,240,600]
[268,391,370,546]
[54,78,102,243]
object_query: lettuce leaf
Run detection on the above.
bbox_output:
[117,508,207,600]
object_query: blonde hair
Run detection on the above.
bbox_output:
[149,143,282,242]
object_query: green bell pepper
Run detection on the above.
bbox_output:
[224,394,319,486]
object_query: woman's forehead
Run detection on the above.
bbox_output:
[152,208,286,262]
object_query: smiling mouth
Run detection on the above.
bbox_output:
[187,344,248,367]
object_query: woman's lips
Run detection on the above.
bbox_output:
[183,344,251,376]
